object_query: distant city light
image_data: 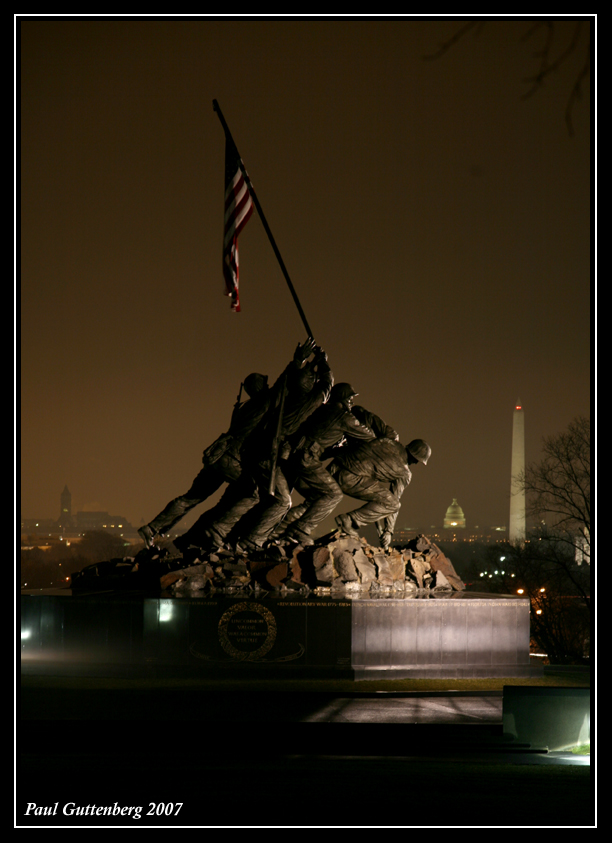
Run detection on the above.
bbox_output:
[517,589,524,594]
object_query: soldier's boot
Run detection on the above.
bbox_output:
[281,528,315,547]
[138,524,156,549]
[379,530,393,549]
[335,512,360,539]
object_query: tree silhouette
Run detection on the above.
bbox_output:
[424,19,591,135]
[519,416,590,564]
[472,533,590,664]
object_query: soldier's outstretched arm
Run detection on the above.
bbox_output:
[341,412,376,442]
[353,406,399,441]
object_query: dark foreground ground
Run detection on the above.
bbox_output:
[18,670,593,828]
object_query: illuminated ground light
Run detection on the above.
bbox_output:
[159,602,174,623]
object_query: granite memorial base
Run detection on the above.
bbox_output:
[21,589,533,679]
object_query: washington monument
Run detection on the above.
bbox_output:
[509,400,526,544]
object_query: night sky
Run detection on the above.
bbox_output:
[19,17,592,535]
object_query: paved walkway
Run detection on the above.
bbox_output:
[300,693,502,724]
[21,680,589,767]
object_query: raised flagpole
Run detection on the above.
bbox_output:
[213,99,314,340]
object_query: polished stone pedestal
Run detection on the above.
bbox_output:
[351,592,531,678]
[21,589,532,679]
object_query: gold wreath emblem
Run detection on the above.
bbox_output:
[218,601,277,661]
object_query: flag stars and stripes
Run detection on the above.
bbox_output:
[222,142,254,312]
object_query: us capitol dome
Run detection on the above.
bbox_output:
[443,498,466,530]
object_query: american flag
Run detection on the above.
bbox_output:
[222,137,254,312]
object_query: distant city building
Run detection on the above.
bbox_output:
[392,523,507,546]
[58,485,72,529]
[443,498,466,530]
[21,487,138,542]
[73,511,134,535]
[392,527,420,545]
[575,530,590,565]
[393,501,506,546]
[390,500,507,546]
[20,518,57,534]
[509,399,526,544]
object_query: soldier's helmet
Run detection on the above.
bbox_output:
[331,382,358,409]
[243,373,268,397]
[406,439,431,465]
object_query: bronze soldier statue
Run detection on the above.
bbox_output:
[271,383,377,546]
[137,372,271,549]
[234,339,333,551]
[331,437,431,548]
[178,339,331,553]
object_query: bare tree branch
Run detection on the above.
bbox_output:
[423,19,591,135]
[475,531,590,663]
[519,416,591,559]
[520,20,591,136]
[421,21,482,61]
[566,44,591,136]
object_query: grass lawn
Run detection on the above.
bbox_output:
[571,743,591,755]
[21,666,590,695]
